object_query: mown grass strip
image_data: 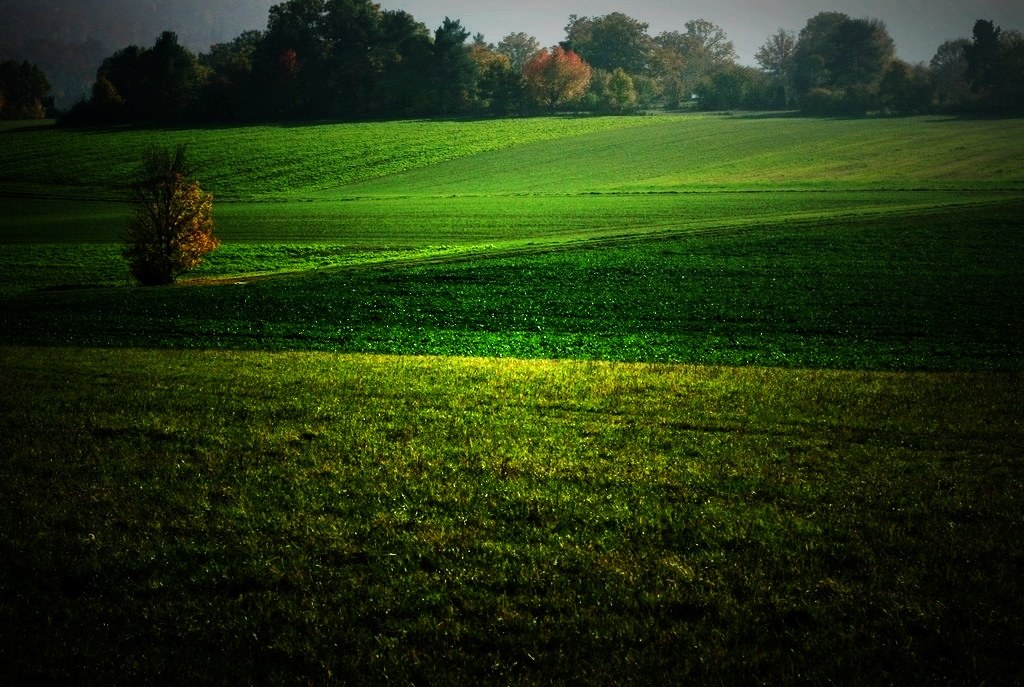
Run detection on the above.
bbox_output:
[2,345,1021,684]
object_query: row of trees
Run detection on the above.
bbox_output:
[562,11,1023,115]
[65,1,533,122]
[758,15,1024,115]
[32,1,1024,122]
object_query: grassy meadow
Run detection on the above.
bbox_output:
[2,113,1023,683]
[3,346,1022,684]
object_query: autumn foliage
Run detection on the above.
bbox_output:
[523,47,592,111]
[124,145,219,286]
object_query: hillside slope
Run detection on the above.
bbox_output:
[3,115,1023,202]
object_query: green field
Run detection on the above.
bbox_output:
[2,113,1023,683]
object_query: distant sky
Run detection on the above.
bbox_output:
[3,0,1022,68]
[3,0,1015,106]
[380,0,1023,65]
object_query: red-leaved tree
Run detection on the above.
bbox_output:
[124,145,219,286]
[523,47,592,111]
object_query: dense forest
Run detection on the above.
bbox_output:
[2,0,1022,122]
[0,0,274,107]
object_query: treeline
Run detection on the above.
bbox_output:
[0,0,274,108]
[0,60,53,119]
[5,0,1022,123]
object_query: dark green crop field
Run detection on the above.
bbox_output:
[2,113,1023,684]
[4,201,1023,369]
[2,347,1022,685]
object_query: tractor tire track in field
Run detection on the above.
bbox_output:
[185,196,1017,289]
[184,224,765,288]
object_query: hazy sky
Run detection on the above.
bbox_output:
[380,0,1023,65]
[3,0,1021,67]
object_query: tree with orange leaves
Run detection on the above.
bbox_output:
[523,47,592,111]
[124,145,219,286]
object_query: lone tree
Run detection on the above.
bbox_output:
[124,145,219,285]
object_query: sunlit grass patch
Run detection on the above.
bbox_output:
[1,346,1021,684]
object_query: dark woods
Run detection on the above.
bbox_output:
[3,0,1021,123]
[62,2,512,124]
[0,60,54,119]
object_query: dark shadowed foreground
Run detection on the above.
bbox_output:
[2,347,1022,684]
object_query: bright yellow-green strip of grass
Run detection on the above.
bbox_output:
[3,186,1002,248]
[343,115,1024,197]
[4,190,1006,293]
[2,345,1022,684]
